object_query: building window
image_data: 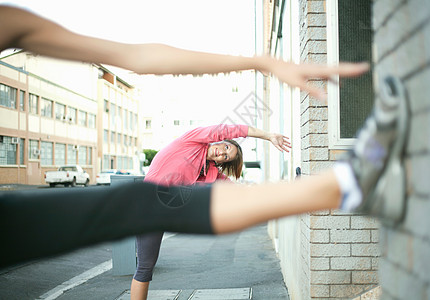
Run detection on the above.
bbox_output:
[29,94,38,114]
[88,113,96,128]
[78,146,87,165]
[174,120,180,126]
[29,139,39,160]
[41,98,53,118]
[327,0,373,148]
[117,133,122,145]
[124,135,128,146]
[0,136,17,165]
[124,109,128,129]
[129,111,133,130]
[110,104,116,127]
[55,103,66,120]
[129,136,132,147]
[118,107,122,128]
[55,143,66,165]
[19,90,25,111]
[146,120,152,129]
[0,83,17,109]
[78,110,87,126]
[19,138,24,165]
[68,107,77,123]
[103,155,110,170]
[104,100,109,113]
[111,131,115,143]
[40,141,53,166]
[67,144,77,164]
[88,147,92,165]
[104,130,108,143]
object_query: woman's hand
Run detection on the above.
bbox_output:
[269,133,291,153]
[258,57,370,100]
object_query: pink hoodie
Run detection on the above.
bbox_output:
[144,124,248,186]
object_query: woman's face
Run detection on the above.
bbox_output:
[207,142,238,164]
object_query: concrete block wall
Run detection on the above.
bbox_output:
[298,0,380,298]
[372,0,430,299]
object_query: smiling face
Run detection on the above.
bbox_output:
[207,142,238,164]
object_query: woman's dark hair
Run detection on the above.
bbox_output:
[217,139,243,179]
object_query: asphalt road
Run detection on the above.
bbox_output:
[0,226,289,300]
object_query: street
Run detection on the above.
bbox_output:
[0,226,289,300]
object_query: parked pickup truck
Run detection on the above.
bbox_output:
[45,165,90,187]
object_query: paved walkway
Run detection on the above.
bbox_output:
[58,225,289,300]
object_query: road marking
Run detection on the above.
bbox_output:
[163,233,176,241]
[37,260,112,300]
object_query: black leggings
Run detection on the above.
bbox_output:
[0,181,213,268]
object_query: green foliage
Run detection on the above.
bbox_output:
[142,149,158,166]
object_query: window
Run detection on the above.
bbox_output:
[104,100,109,113]
[41,98,53,118]
[103,130,108,143]
[146,120,152,129]
[129,111,133,130]
[110,104,116,126]
[111,131,115,143]
[0,84,17,109]
[29,94,38,114]
[88,114,96,128]
[67,144,76,164]
[117,133,122,145]
[55,143,66,165]
[124,109,128,129]
[327,0,373,148]
[117,156,123,169]
[129,136,132,147]
[78,146,87,165]
[68,107,77,123]
[55,103,66,120]
[19,90,25,111]
[19,138,24,165]
[124,135,128,146]
[40,141,53,165]
[88,147,92,165]
[78,110,87,126]
[103,155,110,170]
[0,136,17,165]
[174,120,180,126]
[29,139,39,160]
[118,107,122,128]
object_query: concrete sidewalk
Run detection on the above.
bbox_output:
[57,225,290,300]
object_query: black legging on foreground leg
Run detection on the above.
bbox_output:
[0,181,212,268]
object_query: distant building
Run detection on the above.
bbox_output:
[0,52,142,184]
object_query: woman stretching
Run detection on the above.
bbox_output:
[132,124,290,300]
[0,5,406,273]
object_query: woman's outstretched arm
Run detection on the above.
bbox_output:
[0,5,369,100]
[247,126,291,153]
[210,170,342,234]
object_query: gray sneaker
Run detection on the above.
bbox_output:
[343,76,410,224]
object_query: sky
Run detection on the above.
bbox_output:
[2,0,256,56]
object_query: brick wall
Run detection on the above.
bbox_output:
[299,0,380,298]
[373,0,430,299]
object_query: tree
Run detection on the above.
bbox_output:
[142,149,158,166]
